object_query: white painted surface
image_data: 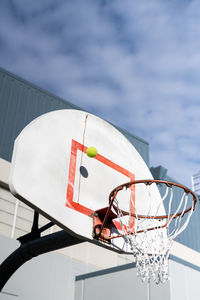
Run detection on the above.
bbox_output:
[170,260,200,300]
[9,110,163,252]
[170,241,200,267]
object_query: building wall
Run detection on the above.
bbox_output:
[75,262,170,300]
[75,257,200,300]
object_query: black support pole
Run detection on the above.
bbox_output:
[0,230,84,291]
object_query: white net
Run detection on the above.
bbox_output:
[112,181,195,284]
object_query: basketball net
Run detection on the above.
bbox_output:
[112,181,196,284]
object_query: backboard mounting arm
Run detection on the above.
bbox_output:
[17,211,54,245]
[0,230,85,291]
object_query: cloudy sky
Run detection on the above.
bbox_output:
[1,0,200,187]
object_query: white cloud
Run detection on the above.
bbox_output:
[1,0,200,187]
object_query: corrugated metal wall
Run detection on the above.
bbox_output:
[170,178,200,253]
[151,166,200,253]
[0,68,80,162]
[0,67,149,165]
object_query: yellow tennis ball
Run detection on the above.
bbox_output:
[86,146,98,158]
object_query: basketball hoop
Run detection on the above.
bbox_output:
[94,180,197,284]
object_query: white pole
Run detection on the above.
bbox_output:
[11,199,19,238]
[147,281,150,300]
[191,175,195,192]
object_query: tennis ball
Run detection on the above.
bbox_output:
[86,146,98,158]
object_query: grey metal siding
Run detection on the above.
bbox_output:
[0,68,81,162]
[0,67,149,164]
[151,166,200,253]
[175,198,200,252]
[165,174,200,253]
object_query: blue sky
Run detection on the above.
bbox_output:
[0,0,200,187]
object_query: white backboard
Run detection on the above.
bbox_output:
[9,109,165,253]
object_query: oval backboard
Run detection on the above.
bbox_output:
[9,109,164,253]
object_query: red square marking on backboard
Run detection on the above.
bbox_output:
[66,139,135,223]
